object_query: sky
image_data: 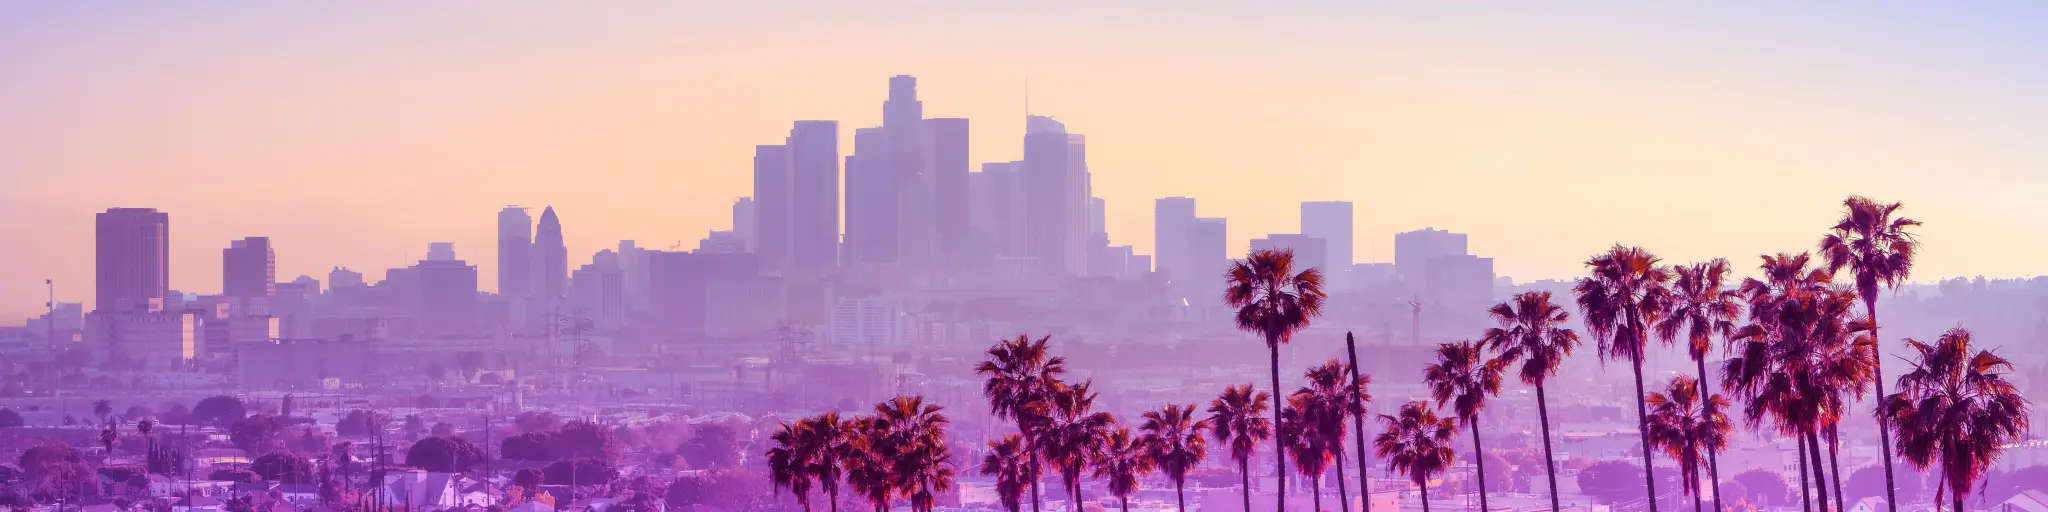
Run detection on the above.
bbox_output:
[5,2,2048,319]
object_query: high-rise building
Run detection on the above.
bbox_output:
[845,127,897,264]
[223,237,275,300]
[971,162,1029,258]
[534,206,568,301]
[1426,254,1496,306]
[408,259,480,336]
[1024,116,1089,276]
[752,144,793,269]
[328,267,364,289]
[732,197,756,252]
[96,208,171,313]
[497,207,533,298]
[1395,228,1469,285]
[1187,217,1229,294]
[1300,201,1354,290]
[617,240,651,313]
[426,242,456,261]
[698,231,748,254]
[648,251,760,340]
[1154,197,1196,281]
[571,257,627,331]
[1250,234,1329,274]
[929,118,971,265]
[788,120,840,274]
[831,296,909,350]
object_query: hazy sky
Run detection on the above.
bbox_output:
[6,3,2048,319]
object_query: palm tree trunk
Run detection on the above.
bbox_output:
[1030,458,1043,512]
[1867,302,1899,512]
[1419,479,1432,512]
[1072,472,1085,512]
[1535,384,1563,512]
[1692,357,1724,512]
[1311,472,1323,512]
[1806,431,1830,512]
[1242,459,1254,512]
[1121,495,1130,512]
[1176,480,1187,512]
[829,487,840,512]
[1934,472,1944,512]
[1629,351,1661,512]
[1472,422,1491,512]
[1269,339,1288,512]
[1346,337,1373,512]
[1798,433,1813,512]
[1827,424,1845,512]
[1688,452,1703,512]
[1950,481,1963,512]
[1335,450,1352,512]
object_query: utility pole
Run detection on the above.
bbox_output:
[45,279,54,348]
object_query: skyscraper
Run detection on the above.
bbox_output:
[929,118,971,263]
[497,207,532,298]
[845,127,896,264]
[1024,115,1088,276]
[732,197,756,252]
[788,120,840,274]
[1154,197,1196,280]
[534,206,568,301]
[1300,201,1354,291]
[1187,217,1229,294]
[753,144,793,269]
[970,162,1028,259]
[95,208,170,313]
[222,237,275,300]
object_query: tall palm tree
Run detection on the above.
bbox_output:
[1656,259,1743,512]
[1209,384,1273,512]
[1225,248,1327,512]
[845,415,900,512]
[1646,376,1733,512]
[1040,380,1114,512]
[1573,245,1672,511]
[1294,360,1363,512]
[1375,402,1458,512]
[94,399,114,425]
[1094,427,1154,512]
[1281,393,1335,512]
[1481,291,1580,512]
[1725,281,1872,512]
[1819,195,1919,512]
[1884,328,2029,512]
[768,420,819,512]
[1422,340,1503,512]
[983,434,1037,512]
[1139,404,1210,512]
[812,411,853,512]
[1344,333,1376,512]
[848,397,953,512]
[976,335,1067,512]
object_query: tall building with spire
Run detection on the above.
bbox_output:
[497,207,533,298]
[534,206,568,302]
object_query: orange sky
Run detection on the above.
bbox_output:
[4,3,2047,319]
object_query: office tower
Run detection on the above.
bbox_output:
[971,162,1029,258]
[648,251,761,339]
[1089,197,1107,237]
[788,120,841,274]
[1153,197,1196,282]
[1395,228,1469,285]
[426,242,456,261]
[753,144,793,269]
[832,297,909,349]
[929,118,971,262]
[96,208,171,313]
[618,240,651,312]
[571,258,627,331]
[497,207,533,298]
[845,127,896,264]
[1300,201,1354,290]
[733,197,756,252]
[222,237,275,300]
[409,259,480,336]
[884,75,923,132]
[534,206,568,302]
[1024,116,1089,276]
[1187,217,1229,293]
[1250,234,1330,274]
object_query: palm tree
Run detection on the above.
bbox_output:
[1656,259,1743,512]
[1209,384,1273,512]
[1422,340,1503,512]
[1281,393,1335,512]
[1884,328,2029,512]
[94,399,114,425]
[1040,380,1114,512]
[1375,402,1458,512]
[1481,291,1580,512]
[976,335,1066,512]
[903,437,956,512]
[1573,245,1673,511]
[1139,404,1210,512]
[1344,333,1377,512]
[1725,280,1871,512]
[845,416,900,512]
[1819,195,1919,512]
[847,397,952,512]
[1295,360,1362,512]
[1095,427,1153,512]
[769,420,820,512]
[1646,376,1733,512]
[1225,248,1327,512]
[983,434,1038,512]
[812,411,853,512]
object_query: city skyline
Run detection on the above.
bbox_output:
[9,3,2048,317]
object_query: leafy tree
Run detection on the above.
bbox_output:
[515,411,561,433]
[335,410,384,437]
[406,436,486,473]
[431,422,456,437]
[0,408,23,427]
[191,395,248,427]
[543,458,619,486]
[122,405,152,422]
[1577,460,1646,505]
[93,399,114,424]
[502,431,556,461]
[554,420,618,461]
[230,414,285,454]
[1730,469,1793,508]
[681,424,739,470]
[514,468,544,490]
[251,453,316,484]
[403,414,427,440]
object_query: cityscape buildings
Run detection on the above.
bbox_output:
[94,207,170,313]
[222,236,275,301]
